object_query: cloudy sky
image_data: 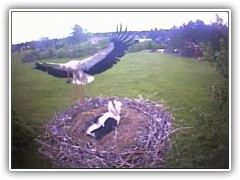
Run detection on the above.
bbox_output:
[11,10,229,44]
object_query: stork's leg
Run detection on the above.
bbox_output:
[79,85,85,104]
[71,84,78,102]
[66,70,70,83]
[78,76,88,105]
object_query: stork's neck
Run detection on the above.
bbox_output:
[108,100,122,116]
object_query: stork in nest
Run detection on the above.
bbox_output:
[83,99,123,140]
[34,25,136,103]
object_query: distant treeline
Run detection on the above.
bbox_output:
[12,16,228,62]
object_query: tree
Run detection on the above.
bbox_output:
[166,14,228,57]
[202,41,215,62]
[202,40,228,79]
[215,38,229,79]
[69,25,90,44]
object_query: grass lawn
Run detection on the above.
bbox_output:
[11,51,228,169]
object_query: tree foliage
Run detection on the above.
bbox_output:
[215,39,229,79]
[166,16,228,57]
[201,41,215,62]
[69,25,91,44]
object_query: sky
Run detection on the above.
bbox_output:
[11,10,229,44]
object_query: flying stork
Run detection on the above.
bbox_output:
[34,25,135,103]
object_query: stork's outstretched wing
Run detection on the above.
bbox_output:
[35,62,73,78]
[81,25,136,75]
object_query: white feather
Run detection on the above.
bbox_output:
[72,71,94,85]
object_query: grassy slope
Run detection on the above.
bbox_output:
[11,52,224,168]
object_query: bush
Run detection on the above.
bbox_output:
[129,41,166,52]
[21,42,103,62]
[202,39,228,79]
[188,100,229,168]
[202,42,215,62]
[182,38,229,168]
[22,49,41,62]
[215,39,229,79]
[12,109,34,152]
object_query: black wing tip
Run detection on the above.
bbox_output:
[34,63,72,78]
[112,24,134,43]
[35,62,47,68]
[112,24,127,38]
[34,62,43,69]
[35,61,44,66]
[34,62,54,73]
[85,24,132,75]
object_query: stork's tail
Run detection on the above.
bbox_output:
[72,72,95,85]
[83,74,95,85]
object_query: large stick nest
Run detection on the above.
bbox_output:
[37,97,174,168]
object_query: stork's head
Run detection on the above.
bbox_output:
[108,100,123,116]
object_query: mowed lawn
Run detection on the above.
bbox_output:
[11,51,223,168]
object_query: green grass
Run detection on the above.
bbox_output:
[11,51,227,169]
